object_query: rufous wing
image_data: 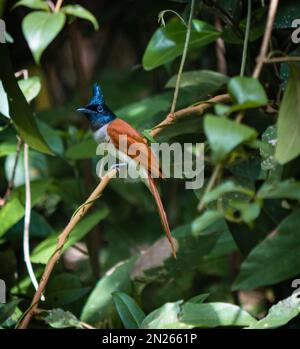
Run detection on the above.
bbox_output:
[107,118,162,178]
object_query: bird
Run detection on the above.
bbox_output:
[77,83,176,258]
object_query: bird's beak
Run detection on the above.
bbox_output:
[76,107,91,114]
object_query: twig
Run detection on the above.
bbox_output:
[17,169,117,329]
[215,18,227,75]
[197,164,222,211]
[54,0,64,12]
[170,0,195,114]
[150,94,230,138]
[197,0,279,212]
[237,0,279,124]
[264,56,300,64]
[80,321,96,330]
[252,0,280,79]
[47,1,56,12]
[240,0,252,76]
[23,143,45,301]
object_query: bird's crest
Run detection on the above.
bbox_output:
[89,83,104,105]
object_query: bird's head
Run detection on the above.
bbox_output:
[76,83,116,130]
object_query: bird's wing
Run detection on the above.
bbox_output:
[107,118,162,178]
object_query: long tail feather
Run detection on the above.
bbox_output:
[148,177,176,258]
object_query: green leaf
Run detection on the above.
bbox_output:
[112,291,145,329]
[44,273,90,307]
[228,77,268,110]
[275,64,300,164]
[247,294,300,329]
[5,150,48,187]
[22,11,66,64]
[0,180,51,238]
[233,209,300,290]
[258,179,300,201]
[44,309,82,329]
[274,0,300,28]
[141,301,188,329]
[0,300,20,325]
[65,138,97,159]
[0,80,9,117]
[186,293,210,304]
[180,302,257,327]
[18,76,41,103]
[0,140,16,157]
[12,0,49,11]
[0,44,52,154]
[204,115,257,161]
[81,258,135,328]
[203,181,254,204]
[62,5,99,30]
[31,207,109,264]
[166,69,228,91]
[131,211,226,286]
[143,19,220,70]
[37,120,64,155]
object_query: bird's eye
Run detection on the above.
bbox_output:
[97,105,103,113]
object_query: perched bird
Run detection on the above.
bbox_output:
[77,83,176,257]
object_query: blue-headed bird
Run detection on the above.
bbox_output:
[77,84,176,257]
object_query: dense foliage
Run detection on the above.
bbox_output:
[1,0,300,329]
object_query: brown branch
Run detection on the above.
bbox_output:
[150,94,230,138]
[264,56,300,64]
[252,0,280,79]
[17,169,117,329]
[54,0,64,12]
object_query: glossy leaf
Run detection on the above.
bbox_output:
[0,44,52,154]
[233,209,300,290]
[141,301,187,329]
[186,293,210,304]
[180,302,257,327]
[62,5,99,30]
[228,77,268,110]
[143,19,220,70]
[18,76,41,103]
[0,300,20,325]
[257,179,300,201]
[112,291,145,329]
[247,294,300,329]
[0,180,52,238]
[204,115,257,161]
[12,0,49,11]
[81,258,135,328]
[275,64,300,164]
[44,309,82,329]
[203,181,254,204]
[31,207,109,264]
[166,69,228,90]
[22,11,66,64]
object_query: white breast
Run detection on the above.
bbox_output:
[93,124,110,144]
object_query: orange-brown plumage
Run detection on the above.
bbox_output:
[107,118,176,257]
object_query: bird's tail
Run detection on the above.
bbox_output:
[148,177,177,258]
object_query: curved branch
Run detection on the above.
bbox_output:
[18,169,117,329]
[150,94,230,138]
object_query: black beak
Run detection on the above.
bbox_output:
[76,107,91,114]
